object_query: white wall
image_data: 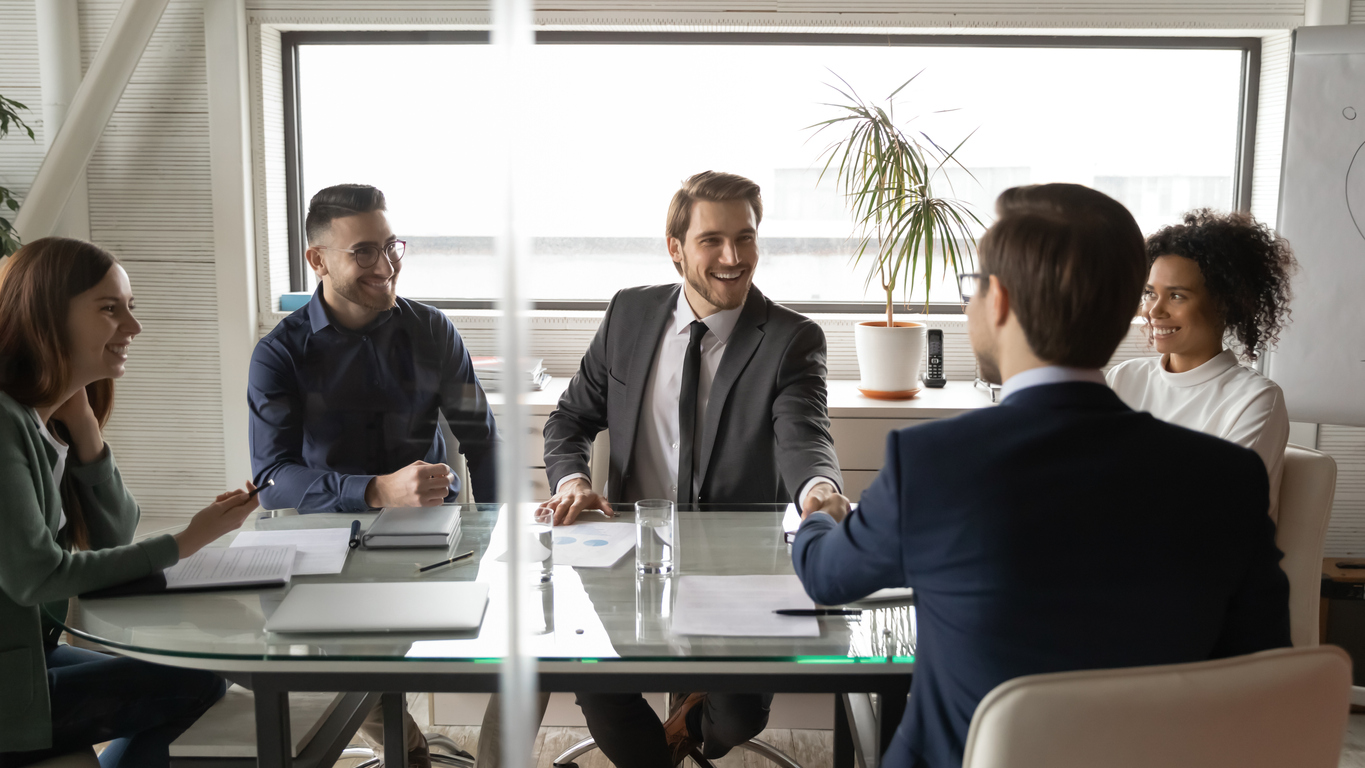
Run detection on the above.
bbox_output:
[0,0,226,527]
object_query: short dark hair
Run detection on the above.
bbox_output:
[1145,209,1295,362]
[978,183,1147,368]
[305,184,387,244]
[665,171,763,276]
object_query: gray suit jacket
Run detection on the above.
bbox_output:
[544,283,841,504]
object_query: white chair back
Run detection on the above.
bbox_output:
[1278,444,1338,647]
[960,646,1351,768]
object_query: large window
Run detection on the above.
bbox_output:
[284,33,1258,310]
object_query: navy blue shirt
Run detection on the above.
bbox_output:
[248,288,498,512]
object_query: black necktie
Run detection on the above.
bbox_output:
[677,320,708,506]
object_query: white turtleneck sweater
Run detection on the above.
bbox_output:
[1106,350,1289,522]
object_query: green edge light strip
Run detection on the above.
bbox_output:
[795,655,916,664]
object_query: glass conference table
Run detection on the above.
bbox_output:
[52,504,915,768]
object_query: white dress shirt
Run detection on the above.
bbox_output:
[29,408,68,530]
[999,365,1107,401]
[560,287,837,505]
[1106,350,1289,521]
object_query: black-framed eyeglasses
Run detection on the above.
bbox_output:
[958,273,982,302]
[318,240,406,269]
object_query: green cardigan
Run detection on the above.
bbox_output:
[0,391,180,753]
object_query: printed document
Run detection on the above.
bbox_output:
[231,528,352,575]
[490,508,636,569]
[163,545,296,590]
[672,575,819,637]
[549,521,636,568]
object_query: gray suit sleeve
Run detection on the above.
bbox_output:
[773,320,842,502]
[543,293,617,490]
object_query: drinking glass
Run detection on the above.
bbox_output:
[527,504,554,583]
[635,499,675,574]
[635,573,673,643]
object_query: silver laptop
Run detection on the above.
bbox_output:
[264,582,490,633]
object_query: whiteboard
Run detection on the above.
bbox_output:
[1267,25,1365,427]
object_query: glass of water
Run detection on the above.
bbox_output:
[635,573,672,642]
[635,499,675,574]
[528,504,554,583]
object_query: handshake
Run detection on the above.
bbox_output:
[540,478,852,526]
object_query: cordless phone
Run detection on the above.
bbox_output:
[924,328,946,388]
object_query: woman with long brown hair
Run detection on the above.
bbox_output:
[0,237,260,768]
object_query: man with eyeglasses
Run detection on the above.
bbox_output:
[792,184,1289,768]
[248,184,499,768]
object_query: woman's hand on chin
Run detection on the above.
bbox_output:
[50,387,106,464]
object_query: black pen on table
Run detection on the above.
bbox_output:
[418,551,475,573]
[348,519,362,549]
[773,609,862,617]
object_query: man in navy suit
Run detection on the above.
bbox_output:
[794,184,1291,768]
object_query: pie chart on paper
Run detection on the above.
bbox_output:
[1350,138,1365,245]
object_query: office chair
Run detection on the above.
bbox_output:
[348,734,474,768]
[960,645,1351,768]
[552,735,802,768]
[1276,444,1338,647]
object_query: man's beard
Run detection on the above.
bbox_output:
[975,349,1002,385]
[682,254,748,311]
[333,274,397,312]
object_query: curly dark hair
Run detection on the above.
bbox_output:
[1145,209,1296,362]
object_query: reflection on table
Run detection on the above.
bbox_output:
[58,505,916,667]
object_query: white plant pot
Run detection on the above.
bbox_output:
[854,321,926,399]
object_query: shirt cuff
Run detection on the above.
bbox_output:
[555,473,590,495]
[798,476,840,509]
[342,474,379,511]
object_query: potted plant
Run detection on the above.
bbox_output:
[0,94,35,259]
[812,73,982,399]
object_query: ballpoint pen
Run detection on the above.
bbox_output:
[245,478,274,500]
[250,479,276,519]
[418,551,475,573]
[773,609,862,616]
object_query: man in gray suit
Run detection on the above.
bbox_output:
[541,170,842,766]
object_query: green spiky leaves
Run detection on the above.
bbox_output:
[809,72,984,318]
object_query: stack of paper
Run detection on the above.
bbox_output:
[164,545,296,590]
[471,356,550,391]
[671,575,821,637]
[231,528,353,575]
[82,545,297,598]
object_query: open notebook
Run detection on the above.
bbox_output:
[82,545,296,599]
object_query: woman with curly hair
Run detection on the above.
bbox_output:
[1106,209,1296,520]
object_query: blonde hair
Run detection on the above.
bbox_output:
[665,171,763,275]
